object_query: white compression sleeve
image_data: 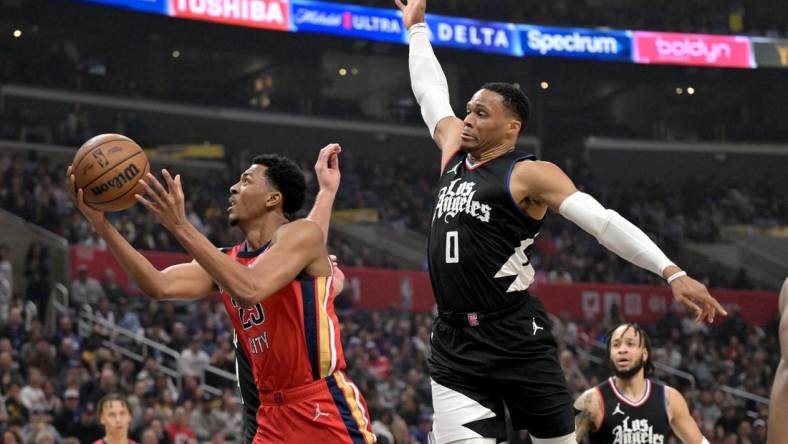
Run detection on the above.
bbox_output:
[558,191,675,277]
[408,23,455,136]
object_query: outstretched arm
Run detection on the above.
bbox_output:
[666,386,704,444]
[67,166,215,301]
[511,160,726,323]
[395,0,464,171]
[307,143,341,243]
[768,278,788,444]
[574,388,603,441]
[137,170,328,308]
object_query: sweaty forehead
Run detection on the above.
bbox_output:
[468,89,504,109]
[612,325,640,341]
[243,164,267,179]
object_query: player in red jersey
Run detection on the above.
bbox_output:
[67,144,375,444]
[93,394,137,444]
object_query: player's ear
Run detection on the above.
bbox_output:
[508,119,522,135]
[265,191,282,210]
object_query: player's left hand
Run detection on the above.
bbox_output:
[136,169,189,232]
[670,275,727,323]
[330,254,345,295]
[315,143,341,194]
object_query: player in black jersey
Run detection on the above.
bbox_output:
[395,1,726,443]
[768,278,788,444]
[574,323,705,444]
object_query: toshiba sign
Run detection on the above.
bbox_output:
[634,31,753,68]
[169,0,290,31]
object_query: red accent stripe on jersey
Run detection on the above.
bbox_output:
[594,386,605,432]
[608,377,652,407]
[465,156,494,171]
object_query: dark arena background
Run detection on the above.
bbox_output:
[1,0,786,443]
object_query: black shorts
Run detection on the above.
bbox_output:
[429,296,575,441]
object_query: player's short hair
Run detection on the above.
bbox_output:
[605,323,655,378]
[480,82,530,128]
[96,393,131,416]
[251,154,306,216]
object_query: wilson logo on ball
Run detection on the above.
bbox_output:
[90,164,142,196]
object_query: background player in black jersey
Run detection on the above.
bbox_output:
[574,323,706,444]
[395,1,727,443]
[768,278,788,444]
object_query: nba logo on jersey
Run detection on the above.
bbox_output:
[468,312,479,326]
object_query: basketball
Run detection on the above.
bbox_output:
[71,133,149,212]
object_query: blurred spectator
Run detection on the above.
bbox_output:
[0,245,12,323]
[71,265,105,309]
[165,406,195,444]
[178,337,210,380]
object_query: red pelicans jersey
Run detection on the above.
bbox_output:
[220,242,373,444]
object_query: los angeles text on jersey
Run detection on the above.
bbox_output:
[612,417,665,444]
[433,179,491,223]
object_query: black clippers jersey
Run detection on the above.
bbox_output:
[590,378,673,444]
[428,150,542,313]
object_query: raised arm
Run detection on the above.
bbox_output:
[67,166,215,301]
[574,388,603,441]
[666,386,705,444]
[395,0,464,171]
[136,170,329,308]
[510,160,726,323]
[307,143,341,243]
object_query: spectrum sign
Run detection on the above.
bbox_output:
[519,25,632,62]
[633,31,754,68]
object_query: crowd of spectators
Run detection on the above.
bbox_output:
[0,271,779,443]
[3,144,784,289]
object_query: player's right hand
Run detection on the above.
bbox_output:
[66,165,106,225]
[395,0,426,30]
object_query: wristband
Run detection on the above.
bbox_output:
[667,271,687,284]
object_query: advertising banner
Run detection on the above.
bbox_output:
[77,0,168,14]
[519,25,632,62]
[425,13,520,56]
[71,246,777,325]
[290,0,405,43]
[168,0,291,31]
[751,37,788,68]
[633,31,754,68]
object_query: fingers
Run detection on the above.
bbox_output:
[394,0,406,11]
[162,169,183,202]
[140,174,166,207]
[174,174,183,201]
[134,193,157,211]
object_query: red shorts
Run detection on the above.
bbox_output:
[253,371,376,444]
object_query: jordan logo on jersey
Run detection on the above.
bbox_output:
[612,417,665,444]
[433,179,491,223]
[313,403,330,421]
[613,403,625,415]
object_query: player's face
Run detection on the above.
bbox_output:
[99,401,131,435]
[462,89,519,154]
[228,164,279,226]
[609,326,647,379]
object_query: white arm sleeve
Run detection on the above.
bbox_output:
[408,23,456,136]
[558,191,675,277]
